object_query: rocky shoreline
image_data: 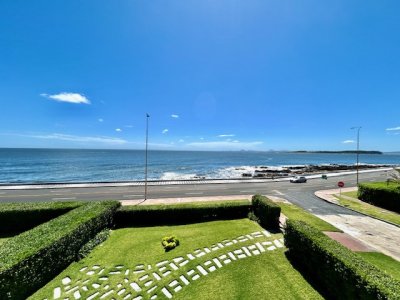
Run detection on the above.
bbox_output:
[240,164,395,178]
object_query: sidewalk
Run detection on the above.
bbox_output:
[315,188,400,261]
[120,195,253,206]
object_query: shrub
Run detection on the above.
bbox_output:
[358,182,400,213]
[0,201,82,236]
[162,236,180,252]
[285,220,400,299]
[251,195,281,229]
[0,201,120,300]
[78,229,111,259]
[115,201,251,227]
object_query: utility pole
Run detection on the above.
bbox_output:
[351,126,361,186]
[144,113,150,201]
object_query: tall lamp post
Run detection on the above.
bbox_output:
[144,113,150,201]
[351,126,361,186]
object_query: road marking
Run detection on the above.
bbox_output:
[123,195,143,198]
[185,192,204,195]
[272,190,284,195]
[51,190,71,193]
[52,197,76,200]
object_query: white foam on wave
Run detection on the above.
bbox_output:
[160,172,200,180]
[213,166,258,179]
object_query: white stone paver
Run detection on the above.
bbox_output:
[47,232,284,299]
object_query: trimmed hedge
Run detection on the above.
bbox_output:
[358,182,400,213]
[251,195,281,229]
[0,201,120,300]
[0,201,82,236]
[285,220,400,299]
[116,201,251,227]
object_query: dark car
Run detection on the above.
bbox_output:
[290,176,307,183]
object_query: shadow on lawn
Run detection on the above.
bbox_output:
[284,251,331,300]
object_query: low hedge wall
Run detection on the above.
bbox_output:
[0,201,82,236]
[251,195,281,229]
[0,201,120,300]
[285,220,400,299]
[116,200,251,227]
[358,182,400,213]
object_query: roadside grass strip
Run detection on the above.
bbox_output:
[334,194,400,226]
[41,230,282,300]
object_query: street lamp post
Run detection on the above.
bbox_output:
[351,126,361,186]
[144,113,150,201]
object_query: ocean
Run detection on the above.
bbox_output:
[0,148,399,184]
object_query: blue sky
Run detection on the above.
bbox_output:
[0,1,399,151]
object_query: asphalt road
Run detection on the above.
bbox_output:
[0,171,388,216]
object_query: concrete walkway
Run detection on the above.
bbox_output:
[315,188,400,261]
[120,195,252,206]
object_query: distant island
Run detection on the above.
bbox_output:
[292,150,383,155]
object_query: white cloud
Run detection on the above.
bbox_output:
[171,114,179,118]
[187,141,263,150]
[218,134,235,137]
[386,126,400,131]
[162,129,169,134]
[115,128,122,132]
[27,133,127,145]
[178,139,185,143]
[200,137,204,140]
[41,92,91,104]
[342,140,355,144]
[98,118,104,122]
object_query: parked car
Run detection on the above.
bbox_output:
[290,176,307,183]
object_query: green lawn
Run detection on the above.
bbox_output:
[357,252,400,281]
[278,203,341,232]
[31,219,322,300]
[334,194,400,226]
[341,191,358,198]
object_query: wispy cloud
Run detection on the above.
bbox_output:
[342,140,355,144]
[171,114,179,118]
[125,125,133,128]
[386,126,400,131]
[218,134,235,137]
[115,128,122,132]
[98,118,104,122]
[178,139,185,143]
[162,129,169,134]
[26,133,127,145]
[187,141,263,150]
[40,92,90,104]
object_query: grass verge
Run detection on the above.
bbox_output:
[357,252,400,281]
[278,203,341,232]
[31,219,322,300]
[334,194,400,226]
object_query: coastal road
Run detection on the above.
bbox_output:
[0,171,388,216]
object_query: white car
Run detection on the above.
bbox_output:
[290,176,307,183]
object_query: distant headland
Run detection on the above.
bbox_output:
[292,150,383,155]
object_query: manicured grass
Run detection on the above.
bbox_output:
[334,194,400,226]
[341,191,358,198]
[357,252,400,281]
[278,203,341,232]
[176,251,322,300]
[32,219,322,299]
